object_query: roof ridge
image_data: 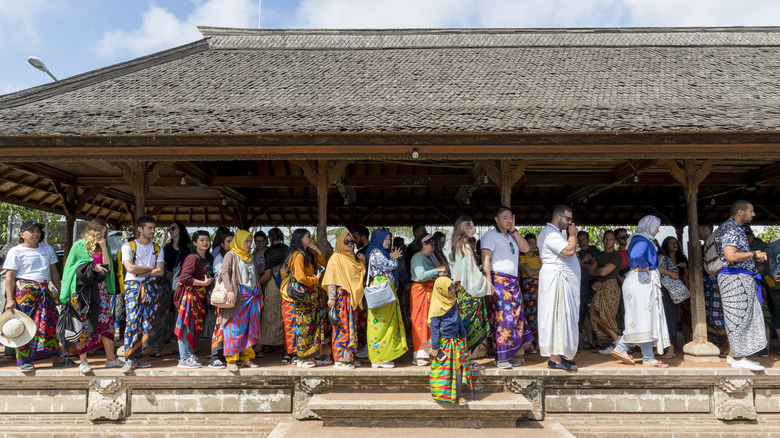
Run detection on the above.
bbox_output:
[199,26,780,51]
[0,39,210,110]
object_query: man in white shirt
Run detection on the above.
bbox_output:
[120,216,165,373]
[537,205,581,371]
[481,206,532,369]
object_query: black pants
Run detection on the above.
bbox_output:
[661,287,678,347]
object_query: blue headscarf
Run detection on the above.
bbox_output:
[366,229,398,283]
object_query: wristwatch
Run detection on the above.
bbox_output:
[751,250,757,259]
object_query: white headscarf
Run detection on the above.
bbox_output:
[627,215,661,247]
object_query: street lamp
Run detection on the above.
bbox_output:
[27,56,58,81]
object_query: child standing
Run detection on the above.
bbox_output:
[428,276,472,406]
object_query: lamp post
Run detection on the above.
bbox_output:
[27,56,58,81]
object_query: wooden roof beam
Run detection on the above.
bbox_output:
[567,159,656,204]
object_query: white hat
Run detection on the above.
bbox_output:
[0,311,36,348]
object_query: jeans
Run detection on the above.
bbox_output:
[614,340,655,362]
[177,325,195,361]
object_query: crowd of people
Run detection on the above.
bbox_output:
[0,199,777,404]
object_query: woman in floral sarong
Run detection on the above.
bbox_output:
[323,232,366,369]
[218,230,263,372]
[429,276,472,406]
[61,219,123,374]
[281,229,327,368]
[173,230,214,368]
[450,217,490,366]
[366,229,408,368]
[3,221,61,372]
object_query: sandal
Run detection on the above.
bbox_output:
[470,362,485,371]
[642,359,669,368]
[20,363,35,373]
[243,360,260,368]
[611,350,636,365]
[662,352,676,359]
[281,354,292,365]
[226,362,239,372]
[458,397,468,406]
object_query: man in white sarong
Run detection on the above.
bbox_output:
[537,205,581,371]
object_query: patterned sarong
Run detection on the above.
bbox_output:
[590,279,620,341]
[259,278,284,346]
[520,277,538,337]
[488,272,533,362]
[429,337,472,403]
[281,299,297,355]
[367,275,408,365]
[223,285,262,356]
[72,281,114,355]
[174,284,207,351]
[124,279,159,360]
[455,282,489,351]
[717,271,767,357]
[331,289,357,363]
[704,273,727,339]
[411,279,435,354]
[14,280,59,365]
[211,308,223,355]
[293,284,322,360]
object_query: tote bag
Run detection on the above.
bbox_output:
[363,257,397,310]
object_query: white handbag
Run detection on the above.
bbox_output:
[363,257,397,310]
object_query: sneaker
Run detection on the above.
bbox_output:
[731,357,764,371]
[757,348,769,358]
[120,360,135,374]
[297,360,316,368]
[105,358,125,368]
[135,358,151,369]
[508,358,524,367]
[78,361,91,375]
[209,359,226,369]
[314,355,333,366]
[353,361,362,367]
[599,344,615,355]
[356,345,368,359]
[726,356,735,365]
[495,360,512,369]
[371,361,395,369]
[333,361,355,370]
[177,357,201,369]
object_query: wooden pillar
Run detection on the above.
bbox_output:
[317,160,328,253]
[479,160,529,209]
[113,161,167,234]
[65,215,75,259]
[663,159,719,362]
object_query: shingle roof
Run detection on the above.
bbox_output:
[2,27,780,136]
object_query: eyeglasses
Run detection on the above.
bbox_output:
[561,215,573,222]
[343,239,355,246]
[617,235,628,240]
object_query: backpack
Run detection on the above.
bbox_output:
[115,240,161,294]
[703,234,723,277]
[765,240,780,277]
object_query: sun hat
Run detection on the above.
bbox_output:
[0,310,36,348]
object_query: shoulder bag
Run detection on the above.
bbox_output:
[659,255,690,304]
[285,253,307,300]
[210,272,233,309]
[363,256,397,310]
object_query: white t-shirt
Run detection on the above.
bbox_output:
[538,223,579,272]
[121,241,165,282]
[2,244,58,282]
[481,227,519,277]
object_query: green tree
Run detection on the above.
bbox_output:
[0,203,64,248]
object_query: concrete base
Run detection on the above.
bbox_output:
[308,391,533,428]
[683,341,722,363]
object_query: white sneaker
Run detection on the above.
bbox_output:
[105,358,125,368]
[726,356,735,365]
[371,361,394,369]
[78,361,91,375]
[356,345,368,359]
[731,357,764,371]
[599,344,615,355]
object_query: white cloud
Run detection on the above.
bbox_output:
[96,0,257,58]
[291,0,780,29]
[0,0,61,47]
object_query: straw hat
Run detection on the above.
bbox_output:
[0,311,36,348]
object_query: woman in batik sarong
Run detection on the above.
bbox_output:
[61,219,123,374]
[610,216,671,368]
[323,232,366,369]
[366,229,408,368]
[173,230,214,369]
[217,230,263,372]
[518,233,541,351]
[587,230,622,354]
[3,221,61,372]
[410,233,445,366]
[429,276,472,406]
[450,216,490,368]
[281,229,328,368]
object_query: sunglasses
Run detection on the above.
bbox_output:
[509,241,515,255]
[343,239,355,246]
[617,235,628,240]
[561,215,573,222]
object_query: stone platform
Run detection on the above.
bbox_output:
[0,347,778,436]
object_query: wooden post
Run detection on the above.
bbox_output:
[113,161,166,234]
[317,160,328,253]
[663,159,719,362]
[479,160,529,209]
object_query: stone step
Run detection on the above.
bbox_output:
[269,419,575,438]
[307,390,533,428]
[547,413,780,437]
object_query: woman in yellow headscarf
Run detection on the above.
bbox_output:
[322,232,366,369]
[216,230,263,372]
[428,276,472,406]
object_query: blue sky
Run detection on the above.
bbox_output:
[2,0,779,95]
